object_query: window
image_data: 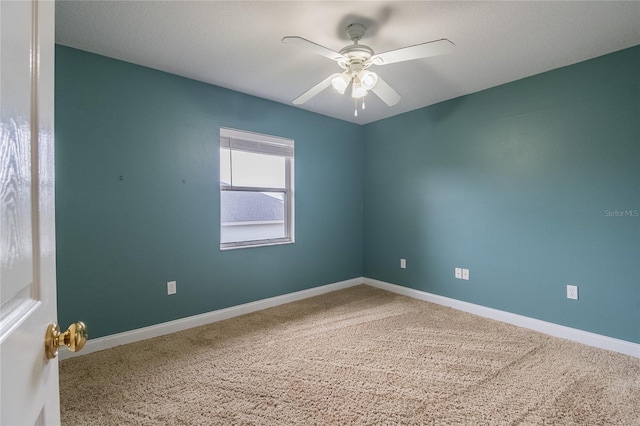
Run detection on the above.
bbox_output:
[220,128,294,249]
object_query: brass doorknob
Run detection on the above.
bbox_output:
[45,321,88,359]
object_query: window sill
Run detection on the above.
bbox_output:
[220,239,294,251]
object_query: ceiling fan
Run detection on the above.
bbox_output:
[282,23,455,116]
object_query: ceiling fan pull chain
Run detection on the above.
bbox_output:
[362,98,366,110]
[354,98,358,117]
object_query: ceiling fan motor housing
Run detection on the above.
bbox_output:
[339,44,374,62]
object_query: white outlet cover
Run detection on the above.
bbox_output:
[567,285,578,300]
[167,281,177,295]
[455,268,462,279]
[400,259,406,269]
[462,269,470,280]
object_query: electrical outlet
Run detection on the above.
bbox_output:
[400,258,406,269]
[462,268,470,281]
[567,285,578,300]
[455,268,462,279]
[167,281,177,295]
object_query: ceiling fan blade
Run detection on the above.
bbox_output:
[371,38,455,66]
[282,36,348,62]
[292,73,341,105]
[371,76,401,106]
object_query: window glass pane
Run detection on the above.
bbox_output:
[220,191,286,244]
[220,148,231,186]
[231,151,285,188]
[220,128,294,249]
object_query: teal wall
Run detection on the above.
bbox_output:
[55,46,363,338]
[56,45,639,344]
[363,46,639,343]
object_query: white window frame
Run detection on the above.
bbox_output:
[220,128,294,250]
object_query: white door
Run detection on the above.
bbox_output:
[1,0,59,424]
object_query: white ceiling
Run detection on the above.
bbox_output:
[55,1,640,125]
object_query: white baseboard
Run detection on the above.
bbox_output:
[59,277,362,360]
[364,277,640,359]
[61,276,639,360]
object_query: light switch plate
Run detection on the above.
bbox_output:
[400,259,406,269]
[167,281,177,295]
[462,269,470,280]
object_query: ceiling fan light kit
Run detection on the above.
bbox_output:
[282,22,455,116]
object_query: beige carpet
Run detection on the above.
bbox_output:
[60,285,640,425]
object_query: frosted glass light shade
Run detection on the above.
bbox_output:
[359,71,378,90]
[331,72,351,94]
[351,79,367,98]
